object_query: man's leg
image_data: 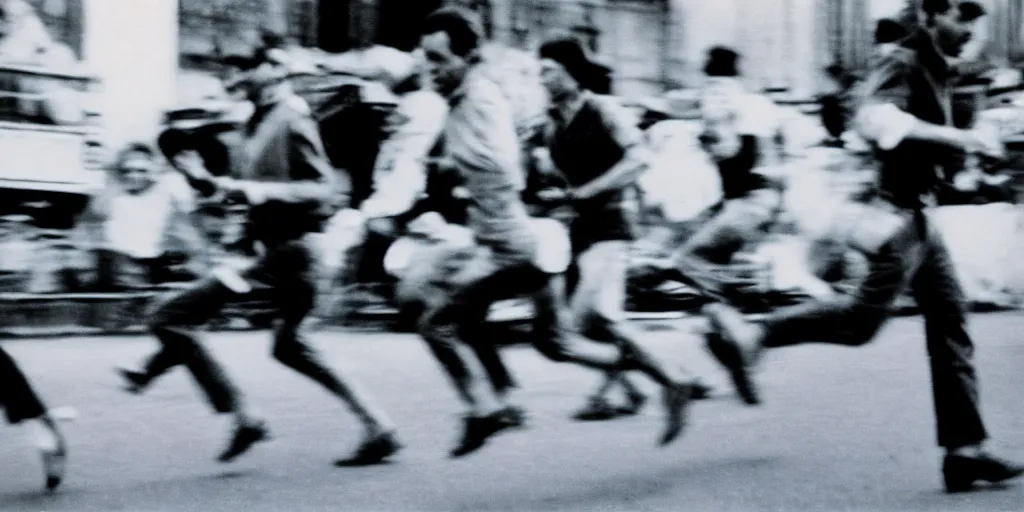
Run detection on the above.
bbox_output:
[145,276,268,462]
[909,226,1024,492]
[259,239,401,466]
[418,250,528,457]
[563,241,693,444]
[672,191,778,300]
[704,229,916,405]
[0,345,67,491]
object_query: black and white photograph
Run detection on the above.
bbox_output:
[1,0,1023,510]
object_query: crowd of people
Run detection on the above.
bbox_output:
[1,0,1023,499]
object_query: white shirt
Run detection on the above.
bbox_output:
[360,90,448,219]
[104,173,196,259]
[701,78,783,138]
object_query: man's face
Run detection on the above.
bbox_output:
[223,62,280,103]
[118,151,158,194]
[932,8,974,58]
[539,59,578,103]
[420,32,471,97]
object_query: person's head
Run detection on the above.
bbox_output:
[114,143,160,194]
[702,46,741,87]
[419,7,485,97]
[538,35,612,103]
[875,18,908,57]
[221,40,292,104]
[919,0,975,57]
[697,98,744,161]
[958,1,986,24]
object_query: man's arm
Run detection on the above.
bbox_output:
[853,54,999,156]
[232,114,346,206]
[571,97,651,199]
[360,93,447,218]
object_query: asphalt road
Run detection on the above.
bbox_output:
[1,312,1023,512]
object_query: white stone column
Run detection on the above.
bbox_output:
[82,0,180,151]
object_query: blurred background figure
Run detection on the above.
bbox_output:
[80,142,206,291]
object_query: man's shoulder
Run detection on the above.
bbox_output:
[463,74,509,107]
[873,48,918,77]
[273,95,314,122]
[587,93,628,118]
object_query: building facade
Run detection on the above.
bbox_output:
[45,0,1024,150]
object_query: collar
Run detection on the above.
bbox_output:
[549,91,591,127]
[446,66,484,108]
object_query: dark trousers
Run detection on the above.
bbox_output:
[0,344,47,424]
[760,212,987,449]
[140,236,345,415]
[418,252,580,398]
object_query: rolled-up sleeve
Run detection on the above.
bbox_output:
[852,56,918,151]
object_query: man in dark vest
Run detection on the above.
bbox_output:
[702,0,1024,493]
[536,35,699,422]
[116,45,402,467]
[416,8,692,457]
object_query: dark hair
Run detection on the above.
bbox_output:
[921,0,953,17]
[114,142,156,171]
[958,1,986,22]
[118,142,155,161]
[538,35,613,94]
[703,46,740,77]
[875,19,908,44]
[420,7,484,58]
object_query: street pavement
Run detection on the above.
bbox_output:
[1,312,1023,512]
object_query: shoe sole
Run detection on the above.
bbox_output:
[944,465,1024,493]
[450,419,517,458]
[218,427,270,463]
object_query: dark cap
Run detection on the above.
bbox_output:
[538,35,613,94]
[703,46,740,77]
[958,1,986,22]
[875,19,908,44]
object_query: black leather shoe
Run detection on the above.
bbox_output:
[573,398,622,421]
[618,391,648,415]
[943,452,1024,493]
[450,411,516,458]
[41,440,67,492]
[116,368,149,394]
[335,431,403,467]
[659,383,693,446]
[218,422,270,463]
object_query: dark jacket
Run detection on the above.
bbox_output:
[855,29,956,209]
[198,94,348,244]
